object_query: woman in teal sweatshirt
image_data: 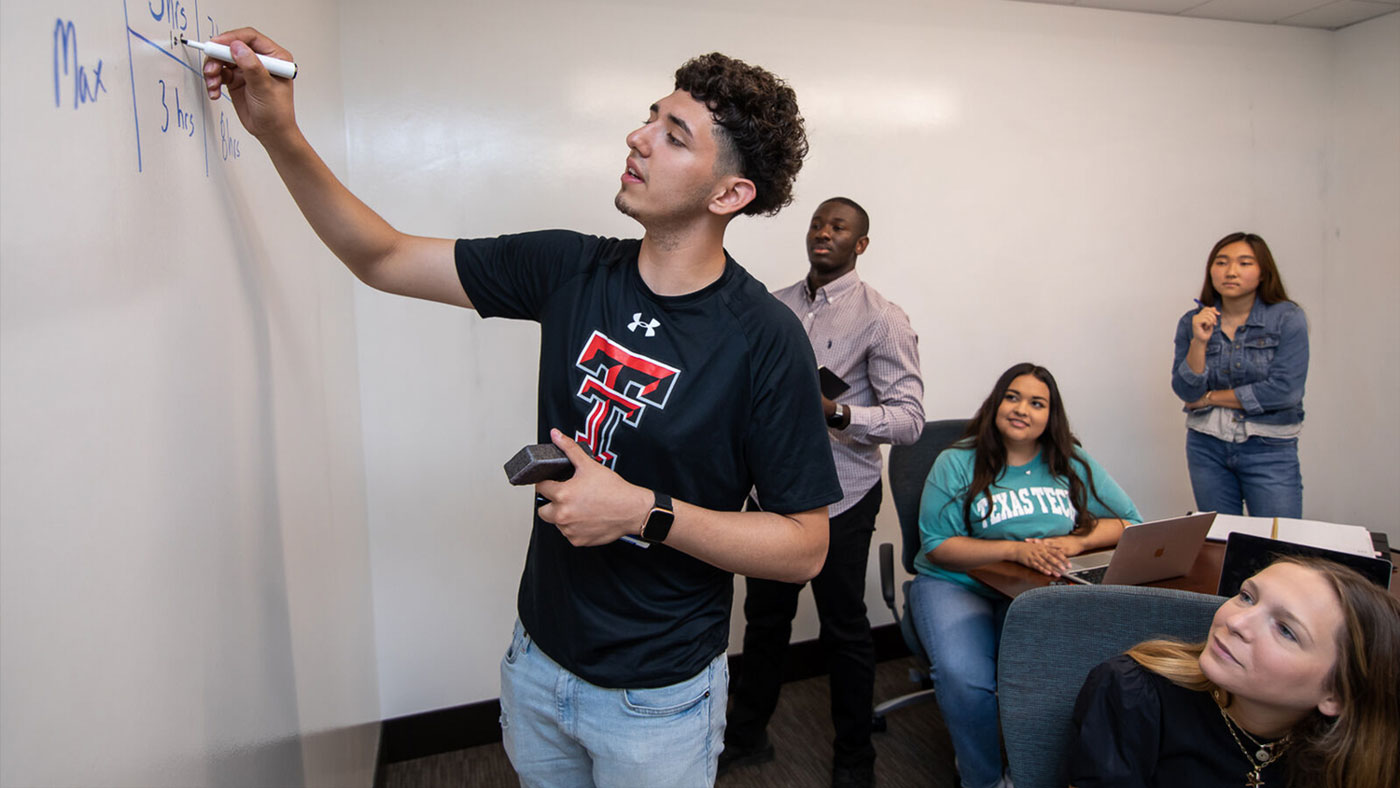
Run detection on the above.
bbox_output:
[910,362,1142,788]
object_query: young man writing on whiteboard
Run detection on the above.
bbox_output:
[203,29,840,787]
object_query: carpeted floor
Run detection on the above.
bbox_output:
[382,656,960,787]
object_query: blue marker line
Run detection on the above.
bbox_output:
[128,28,200,75]
[121,0,141,172]
[193,0,206,175]
[197,0,207,176]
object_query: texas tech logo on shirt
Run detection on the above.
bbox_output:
[573,330,680,468]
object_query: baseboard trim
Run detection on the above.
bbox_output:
[371,723,386,788]
[379,697,504,766]
[374,622,911,771]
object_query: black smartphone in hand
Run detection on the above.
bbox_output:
[818,366,850,399]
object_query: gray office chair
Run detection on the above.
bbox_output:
[997,584,1225,788]
[871,418,968,729]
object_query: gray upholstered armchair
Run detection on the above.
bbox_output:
[997,584,1225,788]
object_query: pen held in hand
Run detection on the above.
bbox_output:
[180,36,298,80]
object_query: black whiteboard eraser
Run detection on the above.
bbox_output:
[504,444,574,485]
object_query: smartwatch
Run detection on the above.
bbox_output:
[640,490,675,544]
[827,403,846,428]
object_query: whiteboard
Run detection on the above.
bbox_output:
[1,2,378,786]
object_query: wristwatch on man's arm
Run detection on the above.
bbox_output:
[827,402,849,430]
[639,490,675,544]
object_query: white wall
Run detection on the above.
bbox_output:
[0,2,380,785]
[339,0,1398,716]
[1309,12,1400,538]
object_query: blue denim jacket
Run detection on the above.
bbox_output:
[1171,299,1308,425]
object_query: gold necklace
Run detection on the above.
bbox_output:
[1229,711,1283,763]
[1217,703,1292,787]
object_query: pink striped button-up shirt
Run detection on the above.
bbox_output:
[773,269,924,516]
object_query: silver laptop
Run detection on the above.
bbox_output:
[1063,512,1217,586]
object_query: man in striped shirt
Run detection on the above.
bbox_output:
[723,197,925,788]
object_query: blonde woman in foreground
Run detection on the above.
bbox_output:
[1068,557,1399,788]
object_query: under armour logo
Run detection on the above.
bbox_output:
[628,312,660,337]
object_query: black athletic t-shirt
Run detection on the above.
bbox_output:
[456,230,842,688]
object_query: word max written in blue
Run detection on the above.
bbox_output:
[54,19,109,109]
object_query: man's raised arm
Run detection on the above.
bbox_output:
[204,28,467,308]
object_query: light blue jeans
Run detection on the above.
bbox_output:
[499,619,727,788]
[909,575,1011,788]
[1185,430,1303,518]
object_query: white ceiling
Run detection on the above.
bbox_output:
[1009,0,1400,30]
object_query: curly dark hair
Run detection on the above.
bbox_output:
[674,53,808,217]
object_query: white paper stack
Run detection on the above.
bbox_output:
[1205,514,1377,557]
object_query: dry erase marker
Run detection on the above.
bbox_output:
[180,37,297,79]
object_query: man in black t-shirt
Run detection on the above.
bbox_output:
[205,29,841,787]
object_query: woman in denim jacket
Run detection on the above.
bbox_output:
[1171,232,1308,517]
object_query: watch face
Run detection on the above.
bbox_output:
[643,506,675,543]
